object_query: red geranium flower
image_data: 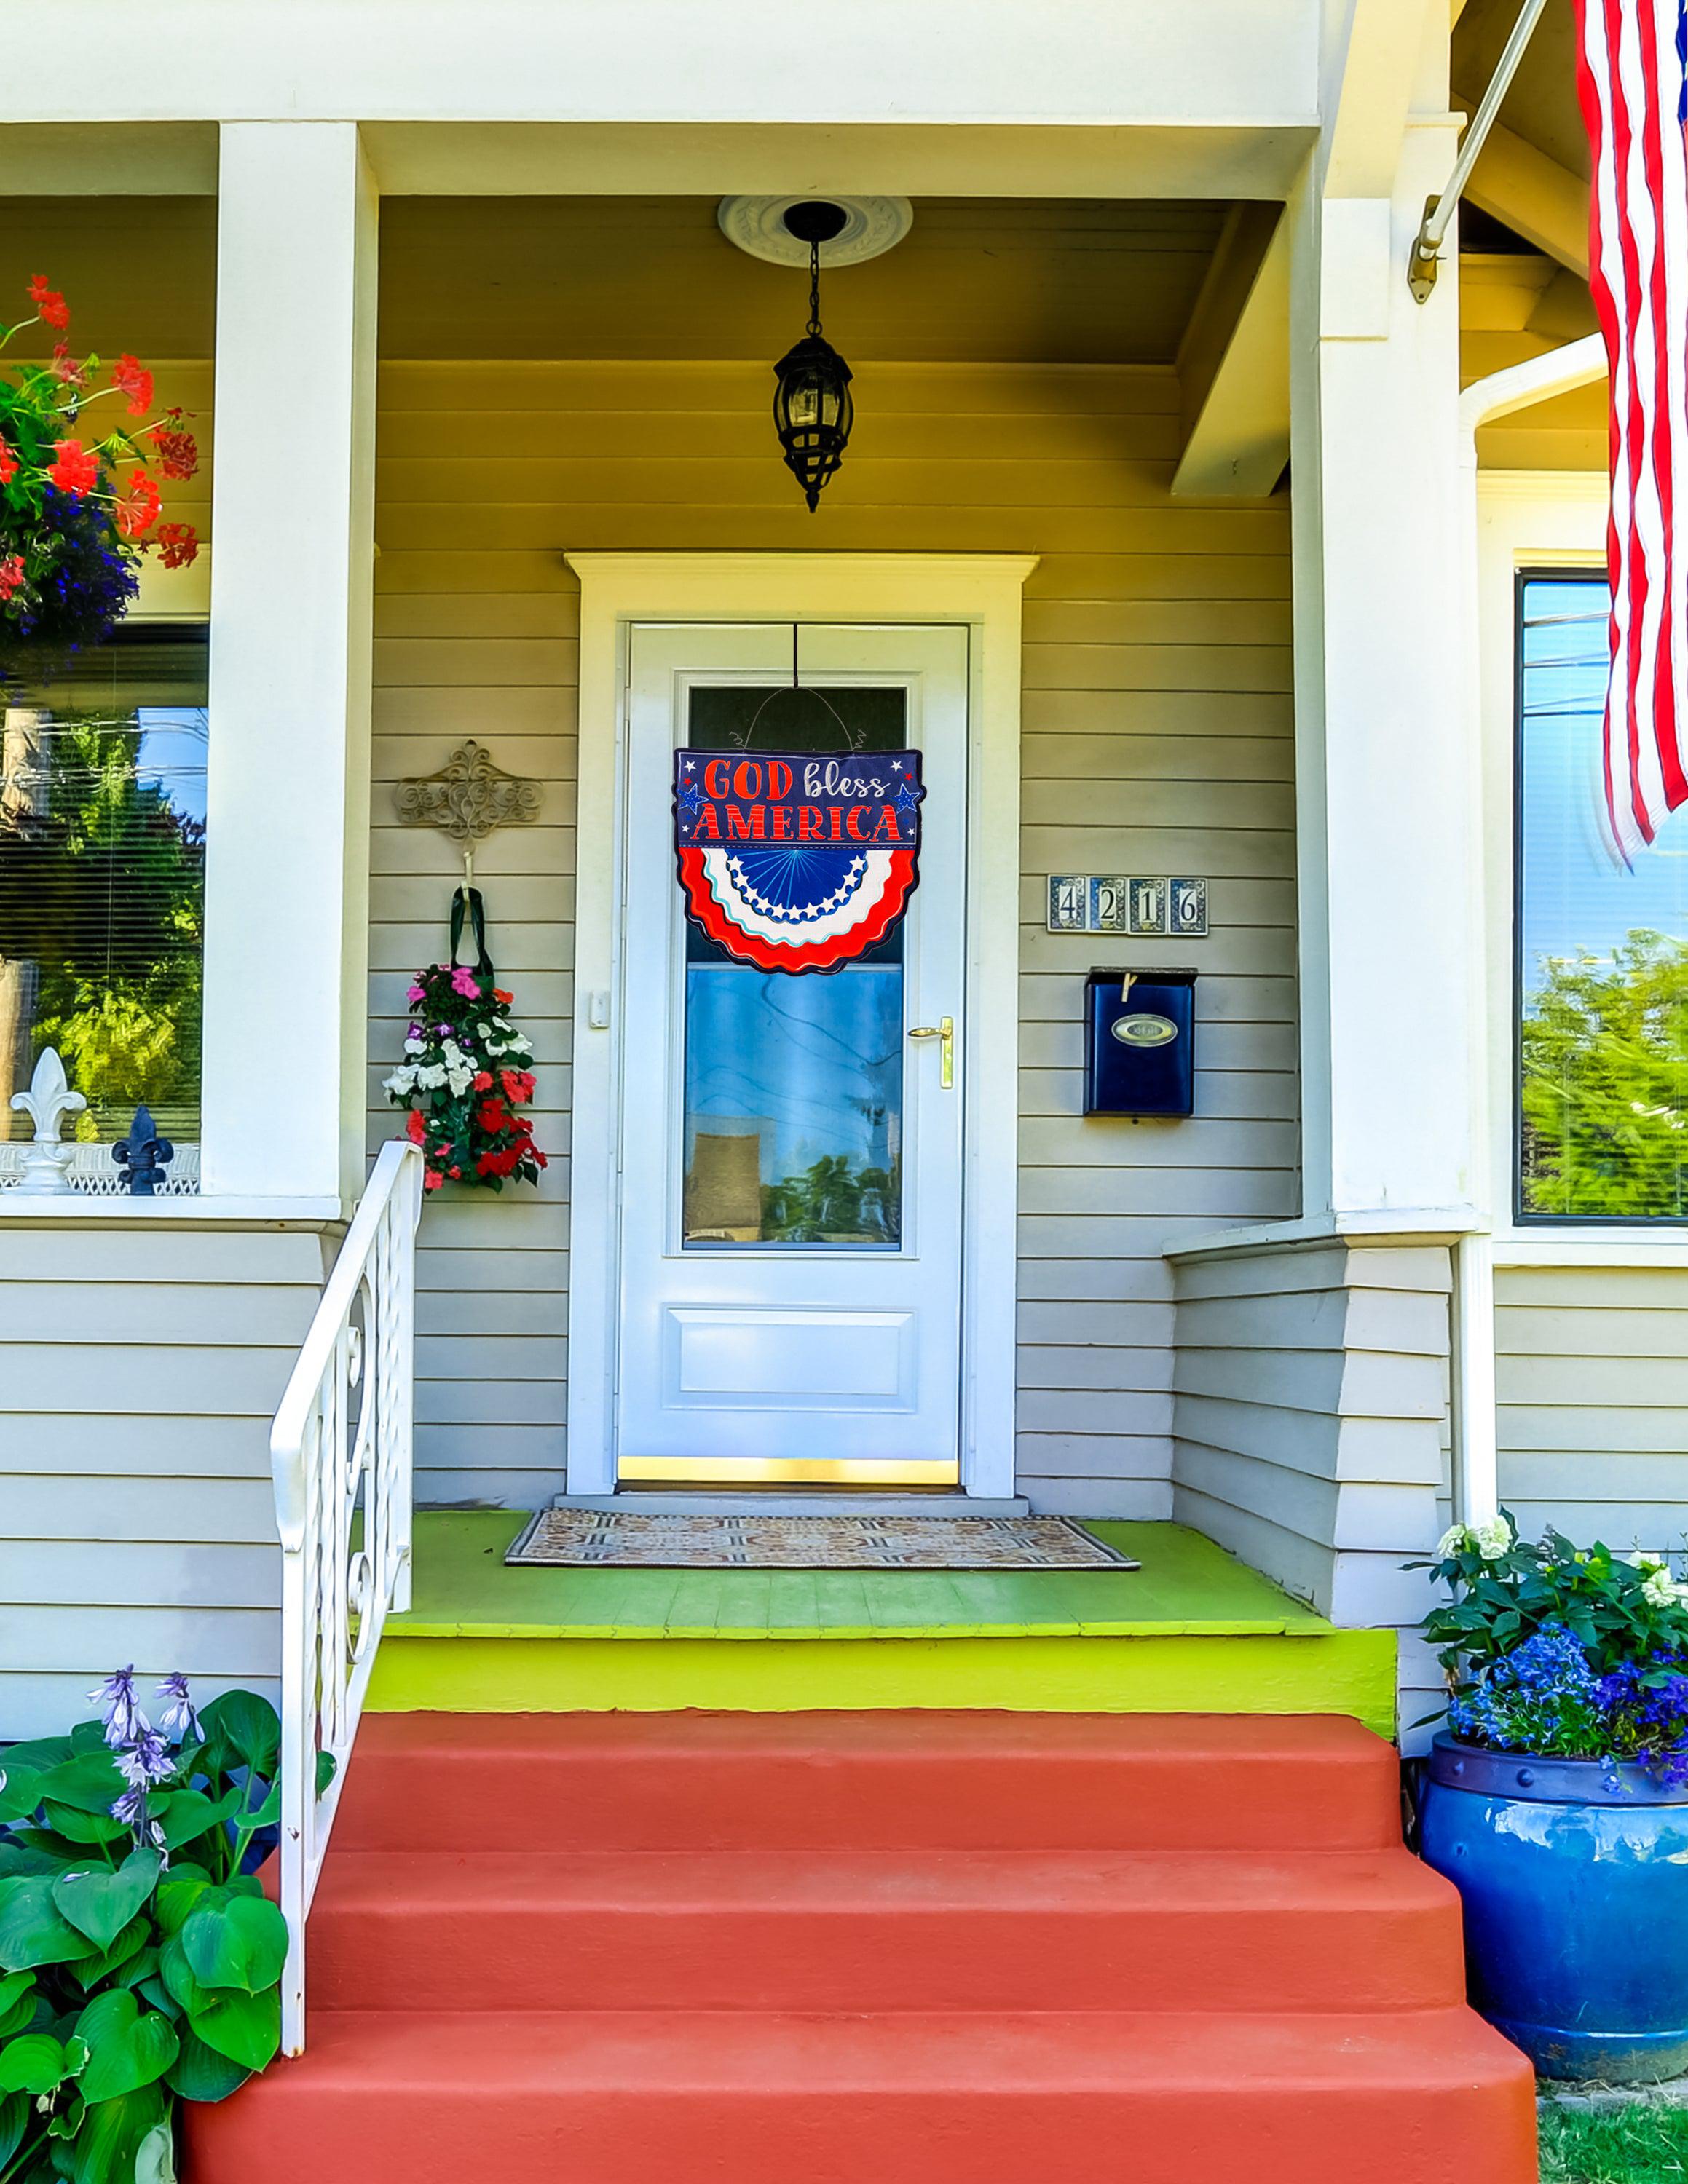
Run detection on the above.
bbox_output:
[111,354,154,417]
[114,471,162,539]
[47,440,98,497]
[494,988,513,1005]
[423,1168,446,1192]
[472,1071,494,1092]
[476,1097,511,1133]
[28,276,68,331]
[151,427,198,480]
[405,1110,427,1146]
[49,343,88,389]
[0,436,16,487]
[500,1068,535,1104]
[152,522,198,569]
[0,555,26,601]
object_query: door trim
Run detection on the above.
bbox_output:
[563,553,1037,1499]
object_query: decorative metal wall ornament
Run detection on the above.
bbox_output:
[393,739,543,892]
[113,1101,174,1195]
[674,745,925,973]
[771,201,856,513]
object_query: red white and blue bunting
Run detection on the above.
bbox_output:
[674,749,925,973]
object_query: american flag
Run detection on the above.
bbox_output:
[1573,0,1688,859]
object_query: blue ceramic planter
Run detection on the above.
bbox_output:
[1419,1732,1688,2082]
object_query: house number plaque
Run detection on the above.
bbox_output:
[1046,874,1208,938]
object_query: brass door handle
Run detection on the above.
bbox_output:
[908,1016,954,1089]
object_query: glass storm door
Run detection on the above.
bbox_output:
[615,622,969,1484]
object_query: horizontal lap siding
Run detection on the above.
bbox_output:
[0,1227,329,1740]
[1495,1265,1688,1549]
[1170,1240,1451,1740]
[371,359,1296,1513]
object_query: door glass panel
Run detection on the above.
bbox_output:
[682,684,907,1249]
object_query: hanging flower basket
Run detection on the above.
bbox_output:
[0,276,200,678]
[384,953,546,1193]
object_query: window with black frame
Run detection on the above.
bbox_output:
[0,624,208,1176]
[1517,571,1688,1219]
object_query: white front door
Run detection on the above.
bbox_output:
[615,621,969,1485]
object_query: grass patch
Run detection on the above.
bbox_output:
[1540,2103,1688,2183]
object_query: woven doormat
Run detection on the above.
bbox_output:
[505,1510,1138,1572]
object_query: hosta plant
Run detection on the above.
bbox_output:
[0,1672,293,2184]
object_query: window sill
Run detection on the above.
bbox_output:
[1492,1233,1688,1266]
[0,1194,343,1224]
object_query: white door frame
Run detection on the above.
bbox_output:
[564,553,1036,1499]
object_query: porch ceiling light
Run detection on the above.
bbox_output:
[771,200,855,513]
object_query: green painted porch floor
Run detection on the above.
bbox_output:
[371,1514,1397,1735]
[390,1512,1328,1641]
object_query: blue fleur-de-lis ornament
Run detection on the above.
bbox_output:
[114,1104,174,1195]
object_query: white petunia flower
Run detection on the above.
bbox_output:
[1642,1566,1679,1609]
[1436,1524,1470,1561]
[1473,1515,1513,1562]
[383,1067,417,1096]
[1625,1549,1668,1575]
[415,1064,447,1091]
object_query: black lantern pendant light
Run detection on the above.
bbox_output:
[772,200,855,513]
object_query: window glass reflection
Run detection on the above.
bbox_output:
[1518,574,1688,1218]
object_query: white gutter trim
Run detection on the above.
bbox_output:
[1457,333,1607,442]
[1452,334,1607,1524]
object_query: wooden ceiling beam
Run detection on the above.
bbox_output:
[1454,95,1589,277]
[1170,202,1290,498]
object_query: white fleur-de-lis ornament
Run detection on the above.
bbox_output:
[10,1047,87,1195]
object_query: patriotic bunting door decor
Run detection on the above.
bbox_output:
[1573,0,1688,858]
[674,748,925,973]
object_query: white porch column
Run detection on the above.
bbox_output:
[200,123,377,1203]
[1290,109,1476,1221]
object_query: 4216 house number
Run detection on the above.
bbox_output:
[1046,874,1208,938]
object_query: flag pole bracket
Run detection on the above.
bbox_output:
[1408,0,1550,303]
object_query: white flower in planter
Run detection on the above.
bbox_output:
[1436,1524,1470,1560]
[1473,1515,1513,1561]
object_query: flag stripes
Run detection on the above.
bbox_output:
[1573,0,1688,858]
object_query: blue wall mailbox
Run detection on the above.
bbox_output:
[1084,968,1196,1117]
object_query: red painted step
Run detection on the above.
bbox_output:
[306,1846,1465,2014]
[183,1714,1535,2184]
[332,1709,1405,1852]
[188,2007,1534,2184]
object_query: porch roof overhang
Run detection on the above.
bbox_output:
[0,122,1321,208]
[0,0,1322,213]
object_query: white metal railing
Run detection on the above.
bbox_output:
[270,1138,424,2054]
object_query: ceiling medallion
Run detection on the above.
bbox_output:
[717,194,914,269]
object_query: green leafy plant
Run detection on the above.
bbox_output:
[1411,1516,1688,1777]
[0,1673,293,2184]
[1413,1516,1688,1685]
